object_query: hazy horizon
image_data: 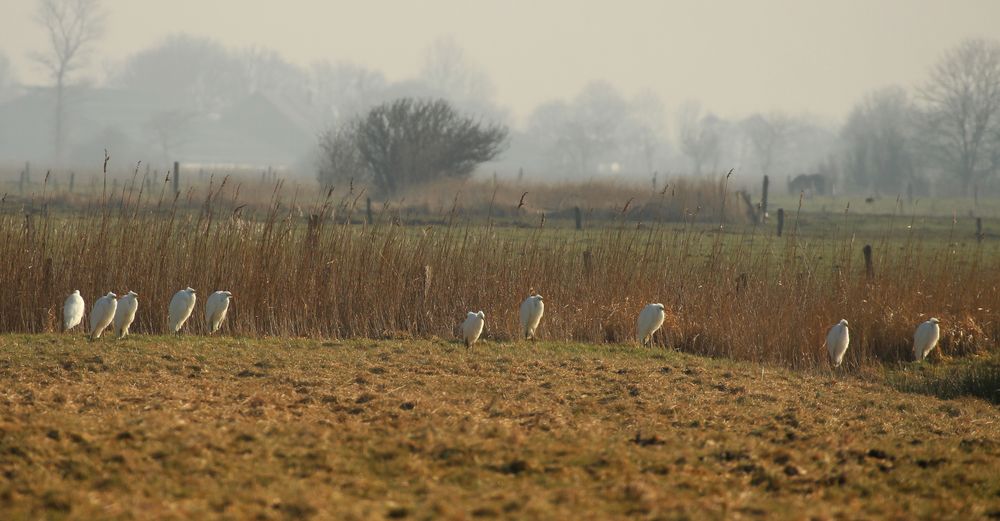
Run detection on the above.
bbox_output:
[2,0,1000,124]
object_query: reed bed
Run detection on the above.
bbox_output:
[0,174,996,371]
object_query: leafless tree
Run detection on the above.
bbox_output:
[741,112,794,176]
[678,101,727,175]
[842,87,919,194]
[353,98,508,196]
[525,100,578,177]
[317,122,368,188]
[145,110,195,164]
[524,81,630,178]
[920,38,1000,195]
[420,37,496,106]
[116,34,245,114]
[310,61,388,124]
[31,0,104,162]
[625,91,668,178]
[239,46,306,98]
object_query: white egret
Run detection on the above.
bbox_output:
[62,290,84,332]
[637,303,666,346]
[206,290,233,334]
[89,292,118,340]
[462,311,485,347]
[913,318,941,361]
[168,287,197,333]
[113,291,139,338]
[826,319,850,367]
[519,294,544,340]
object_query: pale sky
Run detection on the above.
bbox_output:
[2,0,999,124]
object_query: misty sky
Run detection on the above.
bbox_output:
[2,0,1000,124]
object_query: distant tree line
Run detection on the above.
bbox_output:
[9,2,1000,198]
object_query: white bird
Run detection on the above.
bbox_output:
[89,292,118,340]
[113,291,139,339]
[461,311,485,347]
[168,287,197,333]
[206,290,233,334]
[637,303,666,346]
[826,319,850,367]
[62,290,84,332]
[913,318,941,361]
[519,294,544,340]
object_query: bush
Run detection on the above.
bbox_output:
[320,98,507,197]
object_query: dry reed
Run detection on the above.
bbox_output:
[0,173,996,371]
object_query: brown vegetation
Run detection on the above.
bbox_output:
[0,336,997,520]
[0,173,996,370]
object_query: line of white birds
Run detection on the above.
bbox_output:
[461,296,667,348]
[65,287,943,364]
[826,317,941,366]
[469,298,943,366]
[62,288,233,339]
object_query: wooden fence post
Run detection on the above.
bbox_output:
[976,217,983,243]
[863,244,874,280]
[776,208,785,237]
[574,206,582,230]
[761,175,769,223]
[172,161,180,196]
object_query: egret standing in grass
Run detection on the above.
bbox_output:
[826,319,850,368]
[168,287,197,333]
[63,290,84,332]
[113,291,139,339]
[913,318,941,362]
[637,303,666,346]
[462,311,485,347]
[90,292,117,340]
[206,291,232,334]
[519,294,544,340]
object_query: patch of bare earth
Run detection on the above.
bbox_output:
[0,336,997,520]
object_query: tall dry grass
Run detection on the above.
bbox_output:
[392,176,754,223]
[0,173,996,371]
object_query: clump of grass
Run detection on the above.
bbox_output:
[887,353,1000,404]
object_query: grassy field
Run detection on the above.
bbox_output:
[0,335,997,520]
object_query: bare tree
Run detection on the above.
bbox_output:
[678,101,727,175]
[353,98,508,196]
[419,37,507,123]
[524,81,629,178]
[317,122,368,188]
[310,61,388,124]
[625,91,668,178]
[31,0,104,162]
[842,87,919,194]
[115,34,246,113]
[525,100,578,177]
[420,37,495,106]
[741,112,794,176]
[145,110,195,164]
[920,38,1000,195]
[571,81,629,176]
[239,46,306,98]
